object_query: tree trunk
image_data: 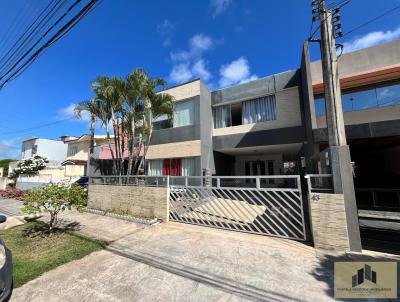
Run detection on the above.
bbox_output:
[89,113,95,154]
[127,116,136,175]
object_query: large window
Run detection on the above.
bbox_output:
[242,95,277,124]
[173,99,195,127]
[152,99,195,130]
[213,95,277,129]
[147,158,195,176]
[315,83,400,117]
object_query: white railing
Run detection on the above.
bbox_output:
[89,175,169,187]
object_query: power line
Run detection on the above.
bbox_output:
[342,3,400,37]
[0,0,102,90]
[0,117,75,135]
[309,0,351,40]
[0,0,65,73]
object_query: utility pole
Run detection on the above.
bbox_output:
[316,0,362,251]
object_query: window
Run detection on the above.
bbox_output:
[148,159,163,176]
[213,105,231,128]
[213,94,277,129]
[173,99,195,127]
[147,158,195,176]
[242,95,277,124]
[70,146,78,156]
[32,145,38,155]
[315,83,400,116]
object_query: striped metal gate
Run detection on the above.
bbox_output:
[169,176,307,241]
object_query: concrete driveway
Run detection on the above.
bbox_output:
[9,213,398,302]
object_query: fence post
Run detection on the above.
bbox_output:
[217,177,220,188]
[185,176,188,187]
[166,176,170,188]
[256,177,260,189]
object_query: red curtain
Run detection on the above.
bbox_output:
[163,159,182,176]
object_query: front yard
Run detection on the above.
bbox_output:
[0,221,106,287]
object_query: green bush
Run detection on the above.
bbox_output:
[22,184,87,232]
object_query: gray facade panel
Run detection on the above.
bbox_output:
[213,126,306,150]
[212,69,301,106]
[150,125,200,145]
[313,119,400,142]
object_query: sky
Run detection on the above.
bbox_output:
[0,0,399,159]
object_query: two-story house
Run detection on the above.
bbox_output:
[62,134,111,177]
[144,40,400,211]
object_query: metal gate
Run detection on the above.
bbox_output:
[169,175,307,241]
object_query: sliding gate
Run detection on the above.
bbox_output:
[169,176,306,241]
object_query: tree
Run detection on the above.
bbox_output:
[9,155,49,179]
[22,183,87,232]
[74,68,174,175]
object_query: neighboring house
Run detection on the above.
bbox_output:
[145,40,400,211]
[62,135,111,177]
[21,137,67,166]
[12,137,68,189]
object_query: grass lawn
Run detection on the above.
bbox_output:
[0,221,107,287]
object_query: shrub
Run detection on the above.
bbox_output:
[9,155,49,179]
[22,184,87,232]
[0,188,28,201]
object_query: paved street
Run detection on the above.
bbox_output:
[0,200,397,301]
[12,220,335,302]
[0,199,23,217]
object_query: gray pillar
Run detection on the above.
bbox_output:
[330,146,362,251]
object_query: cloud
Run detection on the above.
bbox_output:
[169,63,193,83]
[169,34,214,84]
[57,103,90,122]
[218,57,258,88]
[170,34,213,62]
[343,27,400,53]
[157,19,175,47]
[192,59,211,81]
[210,0,232,17]
[0,139,20,159]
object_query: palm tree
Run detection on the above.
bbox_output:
[74,99,100,155]
[124,69,174,175]
[74,69,174,176]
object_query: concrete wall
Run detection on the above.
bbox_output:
[21,139,36,159]
[0,177,9,190]
[200,80,215,174]
[36,139,68,165]
[65,164,85,177]
[21,138,67,166]
[88,184,169,222]
[310,39,400,84]
[308,193,351,252]
[146,140,201,160]
[66,140,90,161]
[212,70,300,106]
[159,79,200,101]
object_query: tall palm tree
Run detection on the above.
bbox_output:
[74,99,101,154]
[74,69,174,176]
[124,69,174,175]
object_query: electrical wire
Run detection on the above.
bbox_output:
[342,3,400,37]
[309,0,351,40]
[0,117,75,135]
[0,0,102,88]
[0,0,66,73]
[0,0,101,90]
